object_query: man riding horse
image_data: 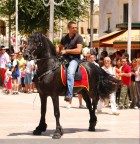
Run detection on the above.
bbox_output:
[56,21,83,102]
[23,28,120,139]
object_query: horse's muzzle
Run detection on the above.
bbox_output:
[23,51,31,60]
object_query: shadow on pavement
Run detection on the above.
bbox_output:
[7,128,109,137]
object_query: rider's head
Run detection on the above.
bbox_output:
[67,21,77,36]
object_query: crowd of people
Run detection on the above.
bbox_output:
[93,50,140,113]
[1,21,139,113]
[0,36,140,112]
[0,45,35,95]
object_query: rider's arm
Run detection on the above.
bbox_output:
[56,44,64,54]
[60,43,82,55]
[65,43,82,54]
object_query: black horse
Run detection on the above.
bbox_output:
[23,32,120,139]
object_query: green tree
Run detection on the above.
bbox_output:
[0,0,15,28]
[0,0,90,35]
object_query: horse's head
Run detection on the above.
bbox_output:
[23,32,57,61]
[23,32,45,61]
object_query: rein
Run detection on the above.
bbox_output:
[37,63,60,81]
[37,56,60,81]
[34,55,59,63]
[35,57,50,62]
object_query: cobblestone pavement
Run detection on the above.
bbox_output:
[0,88,139,144]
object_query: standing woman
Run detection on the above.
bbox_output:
[10,53,19,94]
[129,59,138,109]
[24,60,34,93]
[135,58,140,108]
[115,58,122,105]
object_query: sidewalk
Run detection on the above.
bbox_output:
[0,88,139,143]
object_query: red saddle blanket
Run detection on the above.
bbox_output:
[61,65,89,91]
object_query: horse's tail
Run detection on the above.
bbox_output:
[97,68,121,100]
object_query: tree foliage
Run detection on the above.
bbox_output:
[0,0,90,35]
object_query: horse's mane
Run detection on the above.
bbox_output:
[31,32,57,57]
[41,33,57,57]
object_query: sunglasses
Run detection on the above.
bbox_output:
[104,60,111,62]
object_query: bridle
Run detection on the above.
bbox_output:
[25,36,60,81]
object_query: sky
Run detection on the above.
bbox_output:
[94,0,99,4]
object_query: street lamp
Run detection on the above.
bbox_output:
[127,0,132,61]
[42,0,64,42]
[90,0,94,48]
[15,0,18,52]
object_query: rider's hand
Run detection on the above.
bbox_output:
[60,49,67,55]
[56,46,60,54]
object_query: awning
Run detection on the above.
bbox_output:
[113,29,140,49]
[93,29,140,50]
[113,41,140,50]
[93,30,125,47]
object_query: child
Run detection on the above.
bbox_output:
[3,63,11,93]
[5,71,12,94]
[21,64,26,92]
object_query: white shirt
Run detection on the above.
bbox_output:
[102,65,116,77]
[135,66,140,81]
[0,52,10,68]
[25,60,34,74]
[12,59,18,67]
[93,61,99,67]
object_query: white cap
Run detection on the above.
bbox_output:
[82,47,90,57]
[7,71,12,75]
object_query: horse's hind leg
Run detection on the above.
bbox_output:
[33,95,47,135]
[51,95,63,139]
[88,100,97,131]
[82,90,97,131]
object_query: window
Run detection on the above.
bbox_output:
[123,3,128,22]
[87,28,97,34]
[93,29,97,34]
[0,20,6,36]
[81,27,84,34]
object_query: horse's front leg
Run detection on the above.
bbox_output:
[33,94,47,135]
[51,95,63,139]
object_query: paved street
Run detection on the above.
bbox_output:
[0,88,139,144]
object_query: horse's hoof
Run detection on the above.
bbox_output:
[58,126,64,136]
[33,129,42,135]
[88,127,95,131]
[52,126,63,139]
[33,124,47,135]
[60,128,64,136]
[52,133,62,139]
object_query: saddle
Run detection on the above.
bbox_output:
[59,56,82,81]
[75,66,82,81]
[61,64,89,91]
